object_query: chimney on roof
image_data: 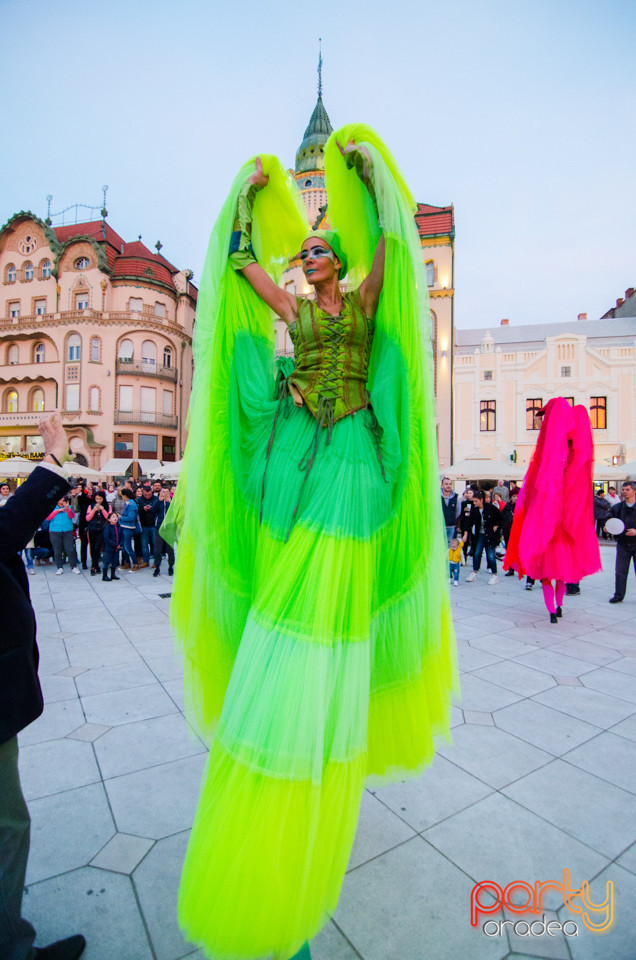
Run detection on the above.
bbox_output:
[577,312,588,321]
[500,318,509,326]
[625,288,635,299]
[616,299,624,308]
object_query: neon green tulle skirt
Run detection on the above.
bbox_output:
[174,370,455,960]
[167,135,458,960]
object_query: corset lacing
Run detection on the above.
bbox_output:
[260,314,388,542]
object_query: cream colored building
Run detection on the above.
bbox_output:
[454,314,636,468]
[275,92,455,466]
[0,211,195,472]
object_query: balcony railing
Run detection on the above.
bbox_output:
[116,359,177,382]
[114,410,178,428]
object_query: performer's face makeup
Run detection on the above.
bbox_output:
[300,240,340,282]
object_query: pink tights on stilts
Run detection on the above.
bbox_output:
[541,579,566,614]
[541,581,556,614]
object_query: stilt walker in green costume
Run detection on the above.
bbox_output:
[163,124,458,960]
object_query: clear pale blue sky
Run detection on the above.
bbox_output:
[2,0,634,328]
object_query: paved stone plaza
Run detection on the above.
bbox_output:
[17,544,635,960]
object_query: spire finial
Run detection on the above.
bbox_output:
[318,38,323,98]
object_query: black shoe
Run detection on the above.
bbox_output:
[526,583,533,591]
[153,568,160,577]
[82,564,88,570]
[102,575,111,582]
[505,569,515,577]
[566,586,580,596]
[556,606,563,618]
[168,567,174,576]
[550,613,558,623]
[111,574,120,581]
[90,568,96,576]
[609,596,623,604]
[34,934,86,959]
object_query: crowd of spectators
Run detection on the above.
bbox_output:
[442,476,636,602]
[0,476,178,581]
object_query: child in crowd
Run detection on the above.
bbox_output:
[448,537,462,586]
[102,512,122,582]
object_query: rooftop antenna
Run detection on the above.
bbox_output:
[45,195,53,226]
[318,38,323,98]
[101,185,109,219]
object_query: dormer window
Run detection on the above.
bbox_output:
[75,256,90,270]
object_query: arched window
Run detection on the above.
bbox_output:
[90,337,100,362]
[41,260,52,279]
[89,386,100,411]
[141,340,156,371]
[24,262,34,281]
[163,346,172,368]
[426,260,435,287]
[118,339,134,362]
[75,256,90,270]
[6,390,18,413]
[31,388,45,412]
[34,343,45,363]
[8,344,18,365]
[67,334,81,361]
[6,264,16,283]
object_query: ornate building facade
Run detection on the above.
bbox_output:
[0,212,195,471]
[454,313,636,468]
[275,91,455,466]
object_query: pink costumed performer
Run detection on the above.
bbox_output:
[504,397,601,622]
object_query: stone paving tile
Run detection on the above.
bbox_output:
[26,782,115,885]
[501,907,571,960]
[532,684,635,727]
[422,793,609,907]
[545,636,624,666]
[133,831,197,960]
[472,660,557,697]
[436,724,552,789]
[454,674,523,712]
[469,634,537,659]
[579,665,636,703]
[348,791,415,870]
[493,698,601,756]
[24,867,153,960]
[18,698,86,746]
[514,648,599,678]
[608,656,636,676]
[19,738,101,800]
[64,639,143,669]
[456,642,503,671]
[94,713,205,779]
[615,841,636,876]
[105,754,207,839]
[373,753,493,832]
[561,730,636,793]
[67,722,111,742]
[75,660,158,697]
[464,709,495,725]
[608,714,636,741]
[337,835,508,960]
[81,682,178,727]
[91,832,155,874]
[502,760,635,860]
[39,672,79,703]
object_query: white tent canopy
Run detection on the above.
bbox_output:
[592,462,628,481]
[0,457,37,478]
[136,459,163,476]
[441,458,525,482]
[99,458,134,475]
[63,461,104,478]
[147,460,182,479]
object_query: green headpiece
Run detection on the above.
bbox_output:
[304,229,348,280]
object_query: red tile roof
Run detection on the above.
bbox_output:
[51,220,186,293]
[415,202,454,239]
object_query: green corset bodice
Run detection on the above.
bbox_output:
[288,289,374,423]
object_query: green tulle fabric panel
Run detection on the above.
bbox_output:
[165,131,458,960]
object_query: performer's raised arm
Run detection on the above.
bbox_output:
[339,141,385,318]
[229,157,298,326]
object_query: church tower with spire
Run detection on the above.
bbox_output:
[293,42,332,229]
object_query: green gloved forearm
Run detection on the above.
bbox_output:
[345,147,381,225]
[228,179,263,271]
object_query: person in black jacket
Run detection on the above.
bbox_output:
[151,487,175,577]
[465,489,501,584]
[0,413,86,960]
[608,480,636,603]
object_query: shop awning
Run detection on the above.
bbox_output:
[100,458,133,475]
